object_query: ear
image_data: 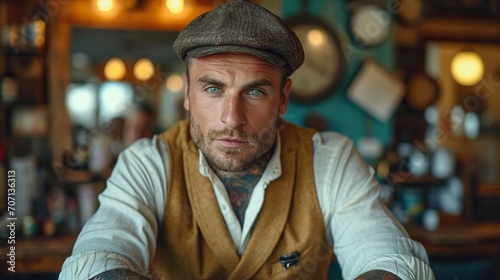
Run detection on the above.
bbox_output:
[183,72,190,111]
[279,78,292,116]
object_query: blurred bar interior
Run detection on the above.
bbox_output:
[1,0,500,279]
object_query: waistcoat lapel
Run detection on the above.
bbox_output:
[228,128,298,280]
[183,148,240,272]
[155,120,330,279]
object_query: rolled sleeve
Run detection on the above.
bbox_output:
[313,132,434,280]
[59,251,143,280]
[353,254,434,280]
[59,137,169,280]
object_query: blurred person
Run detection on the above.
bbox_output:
[60,1,434,279]
[87,117,125,176]
[122,104,155,147]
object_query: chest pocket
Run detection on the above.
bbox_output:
[270,241,333,280]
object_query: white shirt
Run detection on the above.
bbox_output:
[59,131,434,280]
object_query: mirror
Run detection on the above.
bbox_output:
[64,27,186,173]
[67,27,185,129]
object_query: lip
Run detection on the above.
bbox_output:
[215,137,248,148]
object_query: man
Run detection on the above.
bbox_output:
[60,0,434,279]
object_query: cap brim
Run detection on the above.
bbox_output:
[186,45,288,70]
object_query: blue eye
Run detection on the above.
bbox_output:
[248,89,264,96]
[205,87,221,94]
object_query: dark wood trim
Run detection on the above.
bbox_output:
[406,222,500,258]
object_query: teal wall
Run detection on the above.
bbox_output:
[279,0,395,152]
[270,3,500,280]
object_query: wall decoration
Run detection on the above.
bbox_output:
[349,3,392,48]
[347,59,405,121]
[395,0,425,27]
[405,71,439,112]
[286,15,346,103]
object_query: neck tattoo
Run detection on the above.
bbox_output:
[219,150,272,227]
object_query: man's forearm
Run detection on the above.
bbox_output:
[92,268,160,280]
[355,270,402,280]
[92,268,400,280]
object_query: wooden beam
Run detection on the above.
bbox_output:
[396,17,500,47]
[60,0,214,31]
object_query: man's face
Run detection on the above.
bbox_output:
[183,53,292,173]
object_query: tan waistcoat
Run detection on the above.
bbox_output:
[153,120,332,279]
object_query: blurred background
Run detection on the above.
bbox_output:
[1,0,500,279]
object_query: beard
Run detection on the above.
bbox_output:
[189,116,278,173]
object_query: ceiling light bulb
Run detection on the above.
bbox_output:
[166,74,184,92]
[451,51,484,86]
[133,58,155,81]
[166,0,184,14]
[104,57,126,81]
[97,0,114,12]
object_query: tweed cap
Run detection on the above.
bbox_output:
[173,0,304,75]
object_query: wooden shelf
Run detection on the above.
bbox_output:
[2,46,45,56]
[61,169,94,184]
[389,173,448,188]
[477,183,500,196]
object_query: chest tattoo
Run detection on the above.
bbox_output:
[220,150,272,227]
[223,172,262,226]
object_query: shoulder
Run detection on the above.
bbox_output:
[311,131,373,181]
[125,135,167,156]
[108,135,171,209]
[117,135,170,170]
[312,131,355,156]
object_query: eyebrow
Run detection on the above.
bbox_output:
[244,79,274,89]
[196,76,274,89]
[197,76,226,87]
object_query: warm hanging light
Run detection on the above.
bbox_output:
[133,58,155,81]
[97,0,114,12]
[166,0,184,14]
[104,57,126,81]
[166,74,184,92]
[451,51,484,86]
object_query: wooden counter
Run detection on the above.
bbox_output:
[0,233,77,274]
[2,223,500,274]
[405,222,500,259]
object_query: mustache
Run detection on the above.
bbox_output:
[208,129,257,144]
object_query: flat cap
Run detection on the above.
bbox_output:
[173,0,304,75]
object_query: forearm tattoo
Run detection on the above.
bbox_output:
[355,270,403,280]
[92,268,162,280]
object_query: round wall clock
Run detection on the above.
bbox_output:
[286,16,346,103]
[349,4,392,48]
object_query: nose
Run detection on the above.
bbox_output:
[221,94,246,129]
